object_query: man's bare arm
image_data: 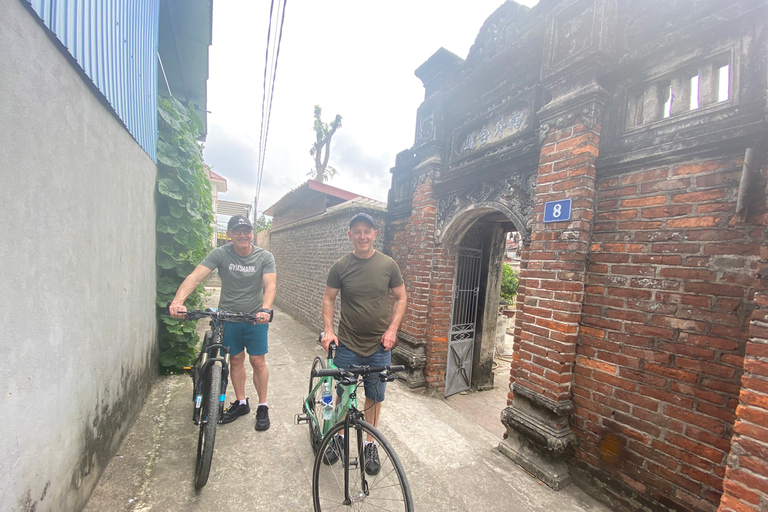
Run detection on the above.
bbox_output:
[169,265,212,318]
[255,272,277,323]
[321,286,340,351]
[381,284,407,350]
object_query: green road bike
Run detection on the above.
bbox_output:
[296,338,414,511]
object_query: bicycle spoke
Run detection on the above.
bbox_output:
[312,421,412,511]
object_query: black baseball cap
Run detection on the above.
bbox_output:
[349,212,376,229]
[227,215,253,231]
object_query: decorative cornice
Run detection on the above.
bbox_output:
[501,405,576,454]
[513,383,574,416]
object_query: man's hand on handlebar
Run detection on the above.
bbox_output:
[253,311,271,324]
[169,302,187,319]
[321,331,339,353]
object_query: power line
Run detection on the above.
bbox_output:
[255,0,288,215]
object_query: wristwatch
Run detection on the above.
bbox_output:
[261,308,274,322]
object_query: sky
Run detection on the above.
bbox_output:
[203,0,539,221]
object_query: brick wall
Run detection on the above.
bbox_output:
[268,204,386,333]
[717,153,768,512]
[570,155,762,511]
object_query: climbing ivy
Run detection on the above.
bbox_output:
[155,96,214,373]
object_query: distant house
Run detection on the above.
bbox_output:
[204,168,251,245]
[264,179,378,229]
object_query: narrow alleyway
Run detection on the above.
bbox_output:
[84,288,609,512]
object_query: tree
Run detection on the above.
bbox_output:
[500,264,519,303]
[309,105,342,182]
[254,214,272,233]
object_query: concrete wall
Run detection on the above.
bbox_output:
[0,2,158,510]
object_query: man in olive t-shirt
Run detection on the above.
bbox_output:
[170,215,276,431]
[321,212,407,474]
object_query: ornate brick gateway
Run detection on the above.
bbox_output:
[384,1,768,511]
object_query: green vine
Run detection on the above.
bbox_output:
[155,96,214,373]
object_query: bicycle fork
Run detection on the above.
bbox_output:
[218,350,231,421]
[341,415,370,505]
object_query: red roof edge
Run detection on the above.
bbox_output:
[307,179,371,201]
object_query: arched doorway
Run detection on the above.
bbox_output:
[442,208,523,397]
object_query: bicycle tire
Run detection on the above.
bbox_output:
[306,356,326,454]
[312,419,413,511]
[194,363,221,489]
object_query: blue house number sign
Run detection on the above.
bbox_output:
[543,198,572,223]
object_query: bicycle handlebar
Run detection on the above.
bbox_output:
[182,308,258,323]
[314,364,406,379]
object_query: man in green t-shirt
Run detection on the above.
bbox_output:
[321,212,407,475]
[170,215,276,431]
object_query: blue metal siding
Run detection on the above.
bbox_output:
[27,0,159,162]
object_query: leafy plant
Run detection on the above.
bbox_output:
[255,214,272,233]
[156,96,214,373]
[500,264,519,302]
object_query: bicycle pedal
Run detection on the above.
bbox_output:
[348,458,359,468]
[295,413,310,425]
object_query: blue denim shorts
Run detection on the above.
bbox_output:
[222,322,268,356]
[333,344,391,402]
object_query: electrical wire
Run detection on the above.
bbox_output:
[254,0,288,215]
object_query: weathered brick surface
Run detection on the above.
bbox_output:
[573,156,765,512]
[716,153,768,512]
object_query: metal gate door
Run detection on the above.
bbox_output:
[445,229,483,397]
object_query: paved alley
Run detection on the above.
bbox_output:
[84,290,609,512]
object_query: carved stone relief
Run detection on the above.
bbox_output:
[550,2,594,66]
[452,105,531,163]
[435,172,536,243]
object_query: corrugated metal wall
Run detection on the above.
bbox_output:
[27,0,159,162]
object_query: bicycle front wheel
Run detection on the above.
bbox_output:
[306,356,326,454]
[195,363,221,489]
[312,419,413,511]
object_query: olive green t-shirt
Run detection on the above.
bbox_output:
[201,243,276,316]
[326,250,404,356]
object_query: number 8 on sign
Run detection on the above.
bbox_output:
[543,198,572,223]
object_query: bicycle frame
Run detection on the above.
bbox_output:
[193,321,231,425]
[305,345,357,436]
[305,357,409,510]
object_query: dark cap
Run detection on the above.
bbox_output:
[227,215,253,231]
[349,212,376,229]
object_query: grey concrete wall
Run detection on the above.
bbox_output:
[0,2,158,511]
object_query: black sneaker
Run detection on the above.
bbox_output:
[255,404,270,431]
[323,435,343,466]
[221,398,250,424]
[364,443,380,476]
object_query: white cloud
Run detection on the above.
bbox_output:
[203,0,539,217]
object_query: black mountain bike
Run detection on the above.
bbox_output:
[181,308,257,489]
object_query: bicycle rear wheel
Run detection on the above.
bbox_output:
[195,363,221,489]
[312,420,413,511]
[306,356,326,454]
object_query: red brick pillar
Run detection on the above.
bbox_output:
[717,156,768,512]
[499,85,608,489]
[405,163,442,388]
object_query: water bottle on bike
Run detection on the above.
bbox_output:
[321,382,333,421]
